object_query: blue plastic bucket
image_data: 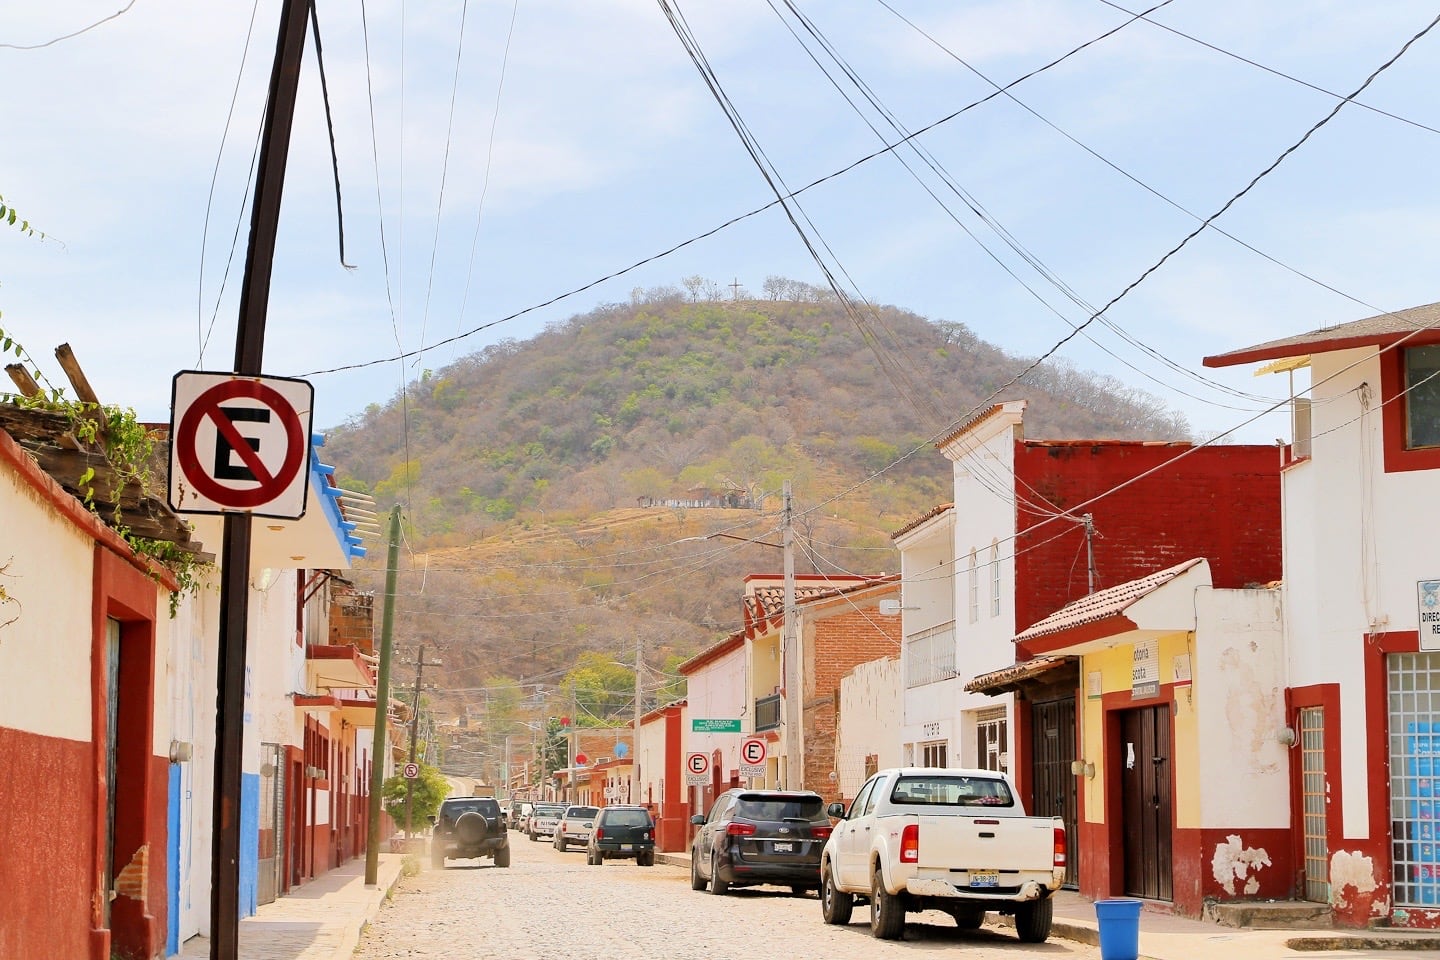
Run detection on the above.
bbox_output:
[1094,898,1142,960]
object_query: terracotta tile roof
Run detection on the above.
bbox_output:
[1014,557,1205,642]
[1204,301,1440,368]
[891,503,953,541]
[965,656,1071,695]
[933,403,1008,450]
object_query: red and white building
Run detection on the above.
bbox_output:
[1204,301,1440,926]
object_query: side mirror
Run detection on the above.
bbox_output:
[427,815,438,825]
[827,802,847,819]
[689,814,706,826]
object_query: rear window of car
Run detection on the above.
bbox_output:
[566,807,598,819]
[601,809,653,827]
[535,806,564,816]
[889,775,1015,807]
[733,796,827,822]
[441,799,499,817]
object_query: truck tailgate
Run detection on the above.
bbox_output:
[916,815,1057,872]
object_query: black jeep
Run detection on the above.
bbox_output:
[431,797,511,868]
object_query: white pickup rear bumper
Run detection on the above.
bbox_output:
[906,878,1051,902]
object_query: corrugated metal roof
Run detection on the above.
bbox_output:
[1204,301,1440,368]
[1014,558,1205,642]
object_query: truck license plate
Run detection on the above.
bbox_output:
[969,871,999,888]
[620,844,633,851]
[772,841,794,853]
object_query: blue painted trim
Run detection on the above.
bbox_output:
[167,765,182,956]
[239,773,259,918]
[308,432,365,565]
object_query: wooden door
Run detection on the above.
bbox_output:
[1031,697,1078,887]
[1120,705,1173,901]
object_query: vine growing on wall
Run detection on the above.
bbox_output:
[1,328,208,615]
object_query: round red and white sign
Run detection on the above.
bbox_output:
[686,752,710,776]
[168,371,314,519]
[741,738,768,765]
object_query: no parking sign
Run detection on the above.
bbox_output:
[168,371,313,519]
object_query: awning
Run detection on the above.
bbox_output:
[305,644,376,691]
[1014,558,1210,657]
[966,656,1072,696]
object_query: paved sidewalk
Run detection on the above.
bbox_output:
[655,850,1440,959]
[179,854,405,960]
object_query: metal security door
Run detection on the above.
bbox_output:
[1298,707,1329,902]
[258,743,283,904]
[1031,697,1078,887]
[1120,705,1173,901]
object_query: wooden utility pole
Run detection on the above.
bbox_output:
[211,2,309,957]
[403,645,443,834]
[782,480,801,791]
[365,507,402,885]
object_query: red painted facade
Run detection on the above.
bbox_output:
[1012,441,1283,634]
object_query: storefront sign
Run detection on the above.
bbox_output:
[1132,638,1160,699]
[1419,580,1440,650]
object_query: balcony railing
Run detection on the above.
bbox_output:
[905,620,957,688]
[754,693,782,731]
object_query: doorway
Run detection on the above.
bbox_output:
[1119,704,1173,901]
[1031,697,1078,887]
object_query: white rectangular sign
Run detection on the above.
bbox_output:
[740,763,765,779]
[1420,581,1440,650]
[1132,637,1160,699]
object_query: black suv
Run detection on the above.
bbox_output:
[689,789,832,895]
[431,797,511,868]
[586,805,657,865]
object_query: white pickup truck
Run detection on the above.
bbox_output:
[819,767,1066,941]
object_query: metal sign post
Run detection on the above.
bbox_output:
[209,1,309,957]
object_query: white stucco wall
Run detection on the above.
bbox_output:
[171,570,220,944]
[0,461,98,742]
[247,567,307,773]
[835,657,902,799]
[1279,346,1440,840]
[1194,587,1289,828]
[685,644,747,782]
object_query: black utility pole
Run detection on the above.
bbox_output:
[211,2,309,958]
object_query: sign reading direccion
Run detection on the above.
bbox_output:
[691,718,742,733]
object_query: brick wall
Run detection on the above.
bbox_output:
[1012,442,1282,632]
[804,600,902,801]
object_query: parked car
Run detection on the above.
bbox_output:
[586,805,656,865]
[689,789,832,895]
[430,796,510,868]
[509,800,533,831]
[527,803,565,841]
[554,804,599,851]
[818,767,1065,942]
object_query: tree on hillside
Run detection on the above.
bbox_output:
[563,651,636,726]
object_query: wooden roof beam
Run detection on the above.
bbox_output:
[5,363,41,398]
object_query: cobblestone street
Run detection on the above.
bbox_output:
[354,834,1104,959]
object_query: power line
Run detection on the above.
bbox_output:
[0,0,139,50]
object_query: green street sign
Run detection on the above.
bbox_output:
[691,718,742,733]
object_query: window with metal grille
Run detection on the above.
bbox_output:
[904,621,956,688]
[1388,652,1440,907]
[921,740,948,768]
[975,707,1008,773]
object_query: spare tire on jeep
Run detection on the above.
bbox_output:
[456,810,490,843]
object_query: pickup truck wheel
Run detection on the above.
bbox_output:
[869,867,905,940]
[820,864,853,925]
[494,845,511,868]
[639,851,655,867]
[950,906,985,929]
[690,852,707,890]
[1015,898,1054,944]
[528,829,537,842]
[709,852,731,895]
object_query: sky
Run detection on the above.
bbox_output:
[2,0,1438,446]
